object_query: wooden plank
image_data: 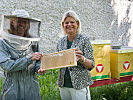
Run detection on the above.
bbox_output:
[90,76,133,87]
[110,48,133,53]
[91,40,111,44]
[41,49,77,70]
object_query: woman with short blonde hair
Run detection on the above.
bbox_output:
[57,10,95,100]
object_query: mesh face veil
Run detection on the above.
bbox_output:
[0,10,41,50]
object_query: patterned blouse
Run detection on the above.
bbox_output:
[57,34,95,89]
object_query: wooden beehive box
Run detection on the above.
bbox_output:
[110,47,133,80]
[41,49,77,70]
[90,40,111,80]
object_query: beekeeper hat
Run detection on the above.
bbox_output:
[4,10,41,22]
[1,10,41,41]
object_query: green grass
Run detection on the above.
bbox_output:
[37,69,61,100]
[90,81,133,100]
[0,70,133,100]
[0,78,3,94]
[39,70,133,100]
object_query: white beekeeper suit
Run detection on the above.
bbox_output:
[0,10,42,100]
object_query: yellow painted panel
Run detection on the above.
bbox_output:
[94,53,110,62]
[92,44,110,54]
[91,44,111,80]
[110,48,133,53]
[110,53,118,71]
[110,53,120,79]
[117,61,133,73]
[111,71,120,79]
[118,53,133,62]
[90,63,110,76]
[110,52,133,79]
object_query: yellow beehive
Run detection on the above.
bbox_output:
[90,40,111,80]
[110,47,133,80]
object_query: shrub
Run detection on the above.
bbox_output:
[0,70,132,100]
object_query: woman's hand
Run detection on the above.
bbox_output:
[74,48,84,62]
[74,48,93,70]
[31,52,42,61]
[38,67,47,75]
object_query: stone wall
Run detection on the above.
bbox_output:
[0,0,115,53]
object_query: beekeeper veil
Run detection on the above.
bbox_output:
[0,10,41,50]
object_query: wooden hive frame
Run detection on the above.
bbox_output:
[41,48,77,70]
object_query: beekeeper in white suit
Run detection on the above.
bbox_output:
[0,10,46,100]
